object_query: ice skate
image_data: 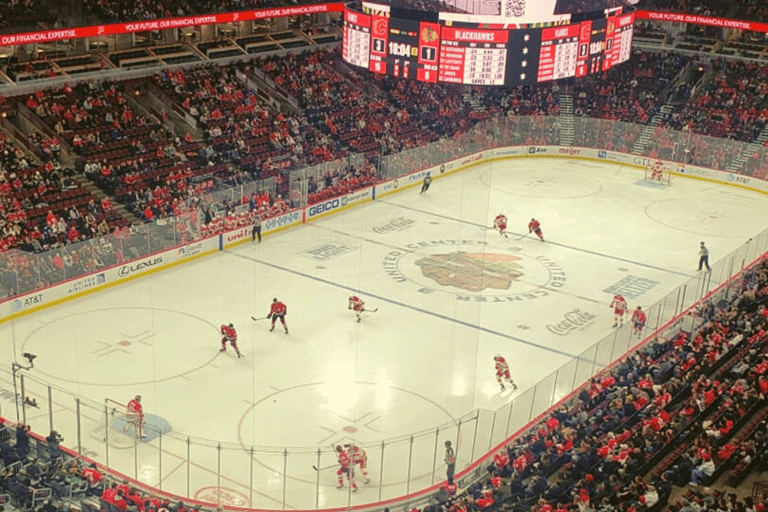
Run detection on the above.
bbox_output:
[337,484,344,489]
[220,347,226,352]
[612,322,617,328]
[284,329,289,334]
[364,478,370,484]
[270,325,274,332]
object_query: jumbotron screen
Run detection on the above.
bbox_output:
[342,5,634,86]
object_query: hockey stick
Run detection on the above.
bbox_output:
[366,308,378,313]
[516,232,530,241]
[479,225,494,231]
[312,464,337,471]
[251,315,270,321]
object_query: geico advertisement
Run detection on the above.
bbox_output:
[306,188,372,219]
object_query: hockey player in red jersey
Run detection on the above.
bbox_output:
[126,395,145,439]
[269,298,288,333]
[220,323,242,358]
[335,445,358,491]
[631,306,647,337]
[493,214,508,238]
[528,219,544,241]
[348,444,371,484]
[493,355,517,391]
[348,296,366,322]
[610,294,628,328]
[651,161,665,182]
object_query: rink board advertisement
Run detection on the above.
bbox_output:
[1,237,219,321]
[305,186,373,221]
[3,145,768,323]
[374,151,486,199]
[221,210,303,249]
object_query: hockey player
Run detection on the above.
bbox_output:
[349,295,365,322]
[420,173,432,194]
[126,395,145,439]
[348,444,371,484]
[528,218,544,241]
[610,294,628,328]
[493,355,518,391]
[220,323,242,358]
[631,306,647,337]
[269,298,288,334]
[335,445,357,491]
[493,213,508,238]
[651,161,664,182]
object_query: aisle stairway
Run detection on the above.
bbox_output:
[727,127,768,172]
[462,91,487,114]
[632,103,674,155]
[559,93,574,146]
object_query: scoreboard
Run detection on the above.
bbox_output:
[439,27,508,85]
[343,5,635,86]
[343,10,371,69]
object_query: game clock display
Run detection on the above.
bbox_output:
[344,5,635,86]
[368,17,441,81]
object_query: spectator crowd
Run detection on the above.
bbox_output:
[0,10,768,512]
[0,43,768,295]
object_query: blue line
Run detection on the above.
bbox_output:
[225,250,580,359]
[381,200,692,278]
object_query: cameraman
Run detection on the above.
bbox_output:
[46,430,63,460]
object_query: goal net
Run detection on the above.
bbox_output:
[644,161,672,185]
[90,398,143,448]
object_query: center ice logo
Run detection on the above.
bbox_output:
[415,252,524,292]
[382,240,566,302]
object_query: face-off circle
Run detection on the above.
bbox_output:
[23,307,219,386]
[237,381,458,486]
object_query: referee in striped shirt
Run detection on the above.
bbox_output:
[698,242,711,272]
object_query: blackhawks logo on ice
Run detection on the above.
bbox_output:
[382,240,566,302]
[414,252,524,292]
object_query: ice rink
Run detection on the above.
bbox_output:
[2,158,768,509]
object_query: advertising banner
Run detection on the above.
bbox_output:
[0,3,345,46]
